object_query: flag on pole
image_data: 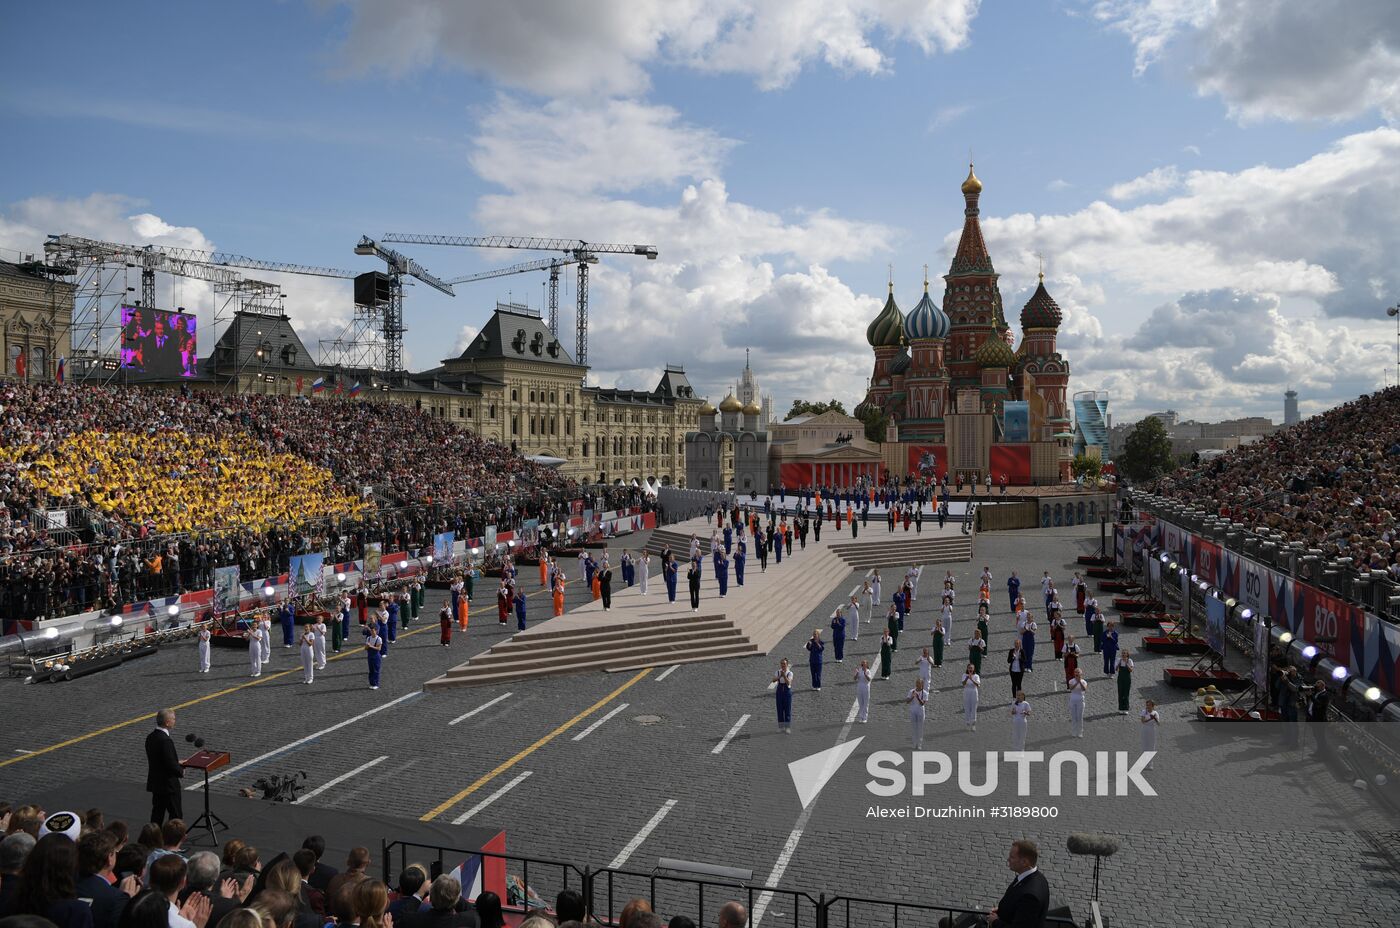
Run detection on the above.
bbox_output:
[14,350,25,379]
[295,375,304,393]
[311,377,325,393]
[348,381,362,397]
[56,357,65,385]
[335,381,345,395]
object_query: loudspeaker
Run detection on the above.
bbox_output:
[354,271,392,306]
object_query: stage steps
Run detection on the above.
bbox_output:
[424,516,975,689]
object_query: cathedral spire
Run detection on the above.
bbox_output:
[949,162,994,277]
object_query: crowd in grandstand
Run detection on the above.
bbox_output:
[0,803,736,928]
[0,382,650,621]
[1150,386,1400,582]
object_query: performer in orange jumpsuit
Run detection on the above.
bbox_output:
[457,593,469,630]
[553,574,566,616]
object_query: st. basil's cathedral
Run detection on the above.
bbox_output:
[856,165,1075,485]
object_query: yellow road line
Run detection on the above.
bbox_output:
[0,622,437,770]
[420,667,653,821]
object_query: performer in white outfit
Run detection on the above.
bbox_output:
[300,628,316,684]
[980,566,992,586]
[906,679,928,749]
[1010,692,1031,751]
[638,552,651,594]
[854,660,873,723]
[906,567,920,602]
[861,580,874,621]
[259,615,272,664]
[1140,700,1160,768]
[1067,670,1088,737]
[941,601,955,640]
[961,664,980,729]
[248,624,264,677]
[312,618,328,670]
[917,648,934,690]
[870,570,882,607]
[197,625,211,673]
[847,596,862,640]
[689,534,700,561]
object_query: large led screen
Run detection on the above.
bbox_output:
[119,305,198,378]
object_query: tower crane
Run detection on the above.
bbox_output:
[445,254,596,339]
[380,233,658,365]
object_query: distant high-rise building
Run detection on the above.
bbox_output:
[1073,390,1111,461]
[1284,389,1299,426]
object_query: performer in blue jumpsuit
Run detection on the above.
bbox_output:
[620,552,633,587]
[664,556,679,603]
[712,546,724,584]
[1007,571,1021,614]
[365,627,383,689]
[734,540,746,587]
[806,629,824,689]
[339,597,351,644]
[716,551,729,598]
[514,589,527,631]
[830,609,846,663]
[1101,622,1120,675]
[376,609,389,657]
[723,525,733,555]
[774,527,783,564]
[280,600,295,647]
[774,659,794,732]
[584,555,596,588]
[893,588,907,631]
[386,597,399,643]
[687,558,702,611]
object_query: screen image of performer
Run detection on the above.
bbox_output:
[145,708,184,824]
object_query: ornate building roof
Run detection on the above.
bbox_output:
[888,349,911,376]
[949,163,995,277]
[974,335,1016,369]
[718,393,743,412]
[865,283,905,348]
[741,400,762,415]
[698,398,718,415]
[904,282,950,340]
[1020,276,1064,329]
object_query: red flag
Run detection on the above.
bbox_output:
[296,376,304,393]
[14,350,25,379]
[336,381,345,395]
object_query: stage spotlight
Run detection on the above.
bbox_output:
[1331,665,1350,682]
[336,572,346,582]
[1198,580,1209,591]
[1225,597,1237,608]
[424,554,434,564]
[507,540,515,548]
[1365,686,1382,702]
[110,616,123,627]
[1168,561,1178,570]
[263,585,275,597]
[1159,552,1169,563]
[1190,573,1199,584]
[1279,631,1293,644]
[167,604,180,616]
[44,627,59,639]
[1240,608,1254,620]
[1178,567,1187,576]
[1301,645,1318,660]
[472,547,481,555]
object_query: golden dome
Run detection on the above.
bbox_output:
[718,393,743,413]
[741,400,762,416]
[961,162,982,195]
[698,399,717,415]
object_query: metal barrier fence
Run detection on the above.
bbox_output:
[819,894,1079,928]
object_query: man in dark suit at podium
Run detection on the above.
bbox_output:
[988,839,1049,928]
[145,708,184,824]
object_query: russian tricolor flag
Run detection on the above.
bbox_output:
[312,377,325,393]
[348,381,362,397]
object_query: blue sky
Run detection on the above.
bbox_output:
[3,1,1398,422]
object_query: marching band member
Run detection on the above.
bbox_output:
[854,660,873,723]
[312,616,328,670]
[1009,691,1032,751]
[907,678,929,750]
[1067,669,1088,737]
[300,626,316,684]
[961,663,980,730]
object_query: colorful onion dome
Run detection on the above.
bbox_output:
[974,336,1016,369]
[904,283,950,340]
[889,349,911,376]
[1020,276,1063,329]
[866,283,904,348]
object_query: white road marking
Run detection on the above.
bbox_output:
[752,699,861,928]
[571,702,630,741]
[294,756,388,804]
[191,690,422,789]
[14,749,33,754]
[711,714,751,755]
[607,799,678,869]
[655,665,680,681]
[449,692,514,726]
[451,771,533,824]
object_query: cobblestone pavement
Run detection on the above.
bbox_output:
[2,525,1396,928]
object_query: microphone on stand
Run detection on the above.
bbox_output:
[185,733,206,749]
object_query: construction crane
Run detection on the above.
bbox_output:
[352,236,454,373]
[445,254,596,338]
[381,233,658,365]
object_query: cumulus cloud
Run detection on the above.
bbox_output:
[0,193,356,352]
[1107,165,1181,200]
[1093,0,1400,123]
[330,0,980,96]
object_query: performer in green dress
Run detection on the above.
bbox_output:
[1116,650,1134,713]
[968,629,988,674]
[879,630,894,679]
[976,604,990,644]
[886,605,900,651]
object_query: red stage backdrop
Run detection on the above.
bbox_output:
[905,445,947,479]
[780,463,813,487]
[989,445,1031,484]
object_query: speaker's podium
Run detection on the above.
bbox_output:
[182,750,230,845]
